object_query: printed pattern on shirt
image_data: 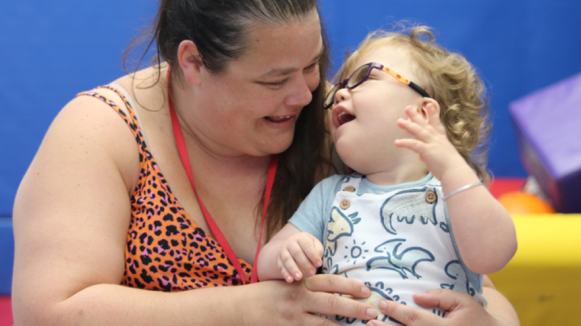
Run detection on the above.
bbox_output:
[323,175,480,325]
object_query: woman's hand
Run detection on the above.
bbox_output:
[240,275,378,326]
[366,288,518,326]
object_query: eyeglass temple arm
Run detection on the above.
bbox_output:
[382,67,430,98]
[409,82,431,98]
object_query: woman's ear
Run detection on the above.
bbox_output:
[177,40,204,86]
[419,98,440,121]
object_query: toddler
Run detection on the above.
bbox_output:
[257,25,517,325]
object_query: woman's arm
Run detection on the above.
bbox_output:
[11,95,158,325]
[481,275,520,326]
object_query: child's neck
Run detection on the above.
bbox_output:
[365,163,429,186]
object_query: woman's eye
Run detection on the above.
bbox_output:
[304,62,319,72]
[260,79,288,88]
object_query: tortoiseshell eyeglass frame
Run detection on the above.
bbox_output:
[324,62,431,110]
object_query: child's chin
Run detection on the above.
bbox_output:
[338,154,366,175]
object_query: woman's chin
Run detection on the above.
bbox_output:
[258,135,295,156]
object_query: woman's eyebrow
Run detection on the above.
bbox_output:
[261,67,297,78]
[260,46,324,78]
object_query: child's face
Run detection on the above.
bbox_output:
[329,44,427,177]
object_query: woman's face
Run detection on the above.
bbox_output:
[188,11,323,158]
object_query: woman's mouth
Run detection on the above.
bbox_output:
[264,115,293,123]
[263,115,297,129]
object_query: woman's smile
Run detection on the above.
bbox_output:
[263,114,297,129]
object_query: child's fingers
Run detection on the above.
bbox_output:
[288,241,319,277]
[278,262,295,283]
[397,117,434,143]
[405,105,428,125]
[298,237,324,270]
[278,248,303,281]
[394,138,425,154]
[314,240,324,263]
[287,241,319,277]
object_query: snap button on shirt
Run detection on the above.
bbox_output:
[425,191,437,203]
[343,186,356,192]
[340,199,351,210]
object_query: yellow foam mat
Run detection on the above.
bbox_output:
[488,214,581,326]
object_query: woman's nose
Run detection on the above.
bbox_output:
[285,76,315,107]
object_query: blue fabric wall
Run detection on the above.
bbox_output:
[1,0,581,217]
[0,218,14,295]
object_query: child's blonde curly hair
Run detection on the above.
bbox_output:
[336,24,491,183]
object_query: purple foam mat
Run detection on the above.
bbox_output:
[510,72,581,212]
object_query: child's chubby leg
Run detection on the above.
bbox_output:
[256,223,324,282]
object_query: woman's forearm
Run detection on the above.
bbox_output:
[14,283,240,326]
[482,276,521,326]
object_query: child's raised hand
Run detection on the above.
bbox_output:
[277,232,324,283]
[395,103,467,181]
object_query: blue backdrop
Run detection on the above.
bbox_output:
[1,0,581,217]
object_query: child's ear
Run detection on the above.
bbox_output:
[418,98,441,121]
[177,40,204,86]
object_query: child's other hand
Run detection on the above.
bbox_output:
[277,232,324,283]
[395,103,466,181]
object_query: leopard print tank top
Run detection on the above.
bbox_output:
[77,85,252,291]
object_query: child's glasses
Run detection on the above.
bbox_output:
[324,62,431,110]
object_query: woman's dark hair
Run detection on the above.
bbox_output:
[124,0,334,239]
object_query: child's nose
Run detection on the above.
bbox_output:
[334,87,350,105]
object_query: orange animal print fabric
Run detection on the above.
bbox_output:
[77,86,252,291]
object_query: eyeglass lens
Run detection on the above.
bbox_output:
[324,84,339,108]
[348,64,372,88]
[325,64,373,109]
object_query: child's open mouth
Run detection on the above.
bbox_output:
[337,111,355,125]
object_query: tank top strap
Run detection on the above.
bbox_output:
[76,85,145,144]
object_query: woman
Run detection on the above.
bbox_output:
[11,0,519,325]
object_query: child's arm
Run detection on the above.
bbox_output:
[395,103,517,275]
[257,223,324,282]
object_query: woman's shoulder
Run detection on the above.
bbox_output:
[112,65,166,88]
[70,65,166,135]
[45,80,143,191]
